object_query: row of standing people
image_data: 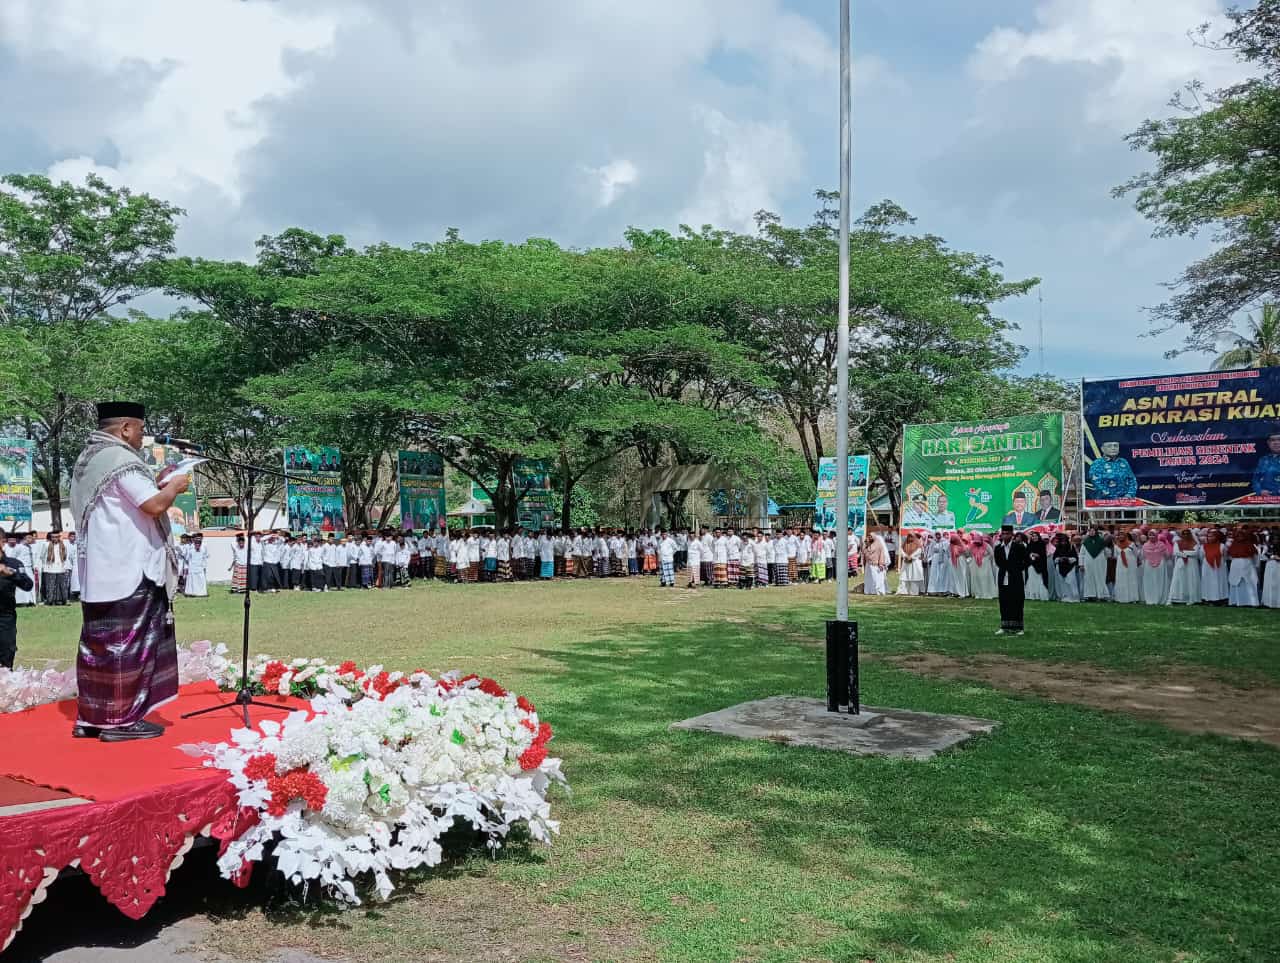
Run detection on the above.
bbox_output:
[2,531,79,606]
[218,528,870,593]
[893,526,1280,608]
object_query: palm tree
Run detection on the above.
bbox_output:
[1212,302,1280,369]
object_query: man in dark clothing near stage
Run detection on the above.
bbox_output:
[993,525,1028,636]
[1,537,35,669]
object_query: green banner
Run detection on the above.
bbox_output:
[469,460,556,530]
[398,451,446,532]
[0,439,34,528]
[814,454,870,537]
[900,414,1064,533]
[284,445,346,535]
[141,439,199,534]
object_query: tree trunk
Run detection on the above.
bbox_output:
[559,450,574,531]
[492,457,518,530]
[48,392,66,530]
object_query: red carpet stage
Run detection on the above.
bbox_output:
[0,682,306,954]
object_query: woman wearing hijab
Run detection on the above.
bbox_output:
[1080,528,1110,601]
[1200,528,1229,604]
[1112,530,1143,603]
[1050,533,1081,602]
[949,532,971,599]
[896,532,925,596]
[1226,528,1261,607]
[1141,529,1172,605]
[968,534,998,600]
[1262,529,1280,609]
[1167,529,1201,604]
[1024,531,1051,601]
[927,532,954,596]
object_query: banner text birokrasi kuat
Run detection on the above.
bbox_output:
[1082,366,1280,509]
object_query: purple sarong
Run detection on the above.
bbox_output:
[77,578,178,728]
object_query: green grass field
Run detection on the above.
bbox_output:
[11,580,1280,963]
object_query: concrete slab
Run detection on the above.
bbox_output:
[671,696,999,760]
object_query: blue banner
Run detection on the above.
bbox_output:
[1082,366,1280,509]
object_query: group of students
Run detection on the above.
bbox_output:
[893,525,1280,608]
[221,527,867,593]
[1,530,79,607]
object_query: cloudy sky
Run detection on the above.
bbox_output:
[0,0,1251,379]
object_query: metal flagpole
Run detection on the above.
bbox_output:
[826,0,859,714]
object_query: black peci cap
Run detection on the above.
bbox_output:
[96,401,145,421]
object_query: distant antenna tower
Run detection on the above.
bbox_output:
[1037,283,1045,373]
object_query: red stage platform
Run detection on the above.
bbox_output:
[0,682,306,954]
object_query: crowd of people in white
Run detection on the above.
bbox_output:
[8,523,1277,610]
[891,525,1280,608]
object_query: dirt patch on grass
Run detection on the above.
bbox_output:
[203,873,655,963]
[889,653,1280,746]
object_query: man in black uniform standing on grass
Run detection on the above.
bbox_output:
[994,524,1028,636]
[1,534,35,669]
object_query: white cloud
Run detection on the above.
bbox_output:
[0,0,335,258]
[585,159,639,208]
[677,109,805,232]
[969,0,1245,129]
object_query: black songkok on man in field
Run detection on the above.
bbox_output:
[69,401,183,741]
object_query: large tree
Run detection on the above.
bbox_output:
[1116,0,1280,353]
[0,173,181,527]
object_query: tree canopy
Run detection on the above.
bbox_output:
[1117,0,1280,352]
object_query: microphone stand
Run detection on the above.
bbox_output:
[178,449,308,727]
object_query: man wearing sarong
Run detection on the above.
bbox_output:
[993,525,1028,635]
[70,402,187,742]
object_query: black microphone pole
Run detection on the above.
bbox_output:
[180,450,311,727]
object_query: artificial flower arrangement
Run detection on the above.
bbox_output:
[3,644,566,904]
[0,640,232,713]
[189,660,565,905]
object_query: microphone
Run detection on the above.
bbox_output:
[153,433,204,452]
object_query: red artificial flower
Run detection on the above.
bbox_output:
[516,695,535,714]
[519,718,536,732]
[478,677,507,698]
[266,768,328,816]
[534,722,553,747]
[366,670,405,699]
[336,660,364,679]
[243,753,278,781]
[436,677,455,692]
[259,660,289,692]
[518,744,547,771]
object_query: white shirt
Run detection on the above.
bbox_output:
[484,537,498,559]
[41,541,69,574]
[687,540,703,566]
[262,538,284,564]
[741,540,755,567]
[357,543,374,565]
[80,471,166,603]
[727,534,741,562]
[713,537,728,564]
[497,537,511,561]
[659,536,676,562]
[288,544,306,568]
[187,544,209,572]
[306,545,325,570]
[233,543,249,566]
[538,535,555,562]
[378,540,397,563]
[395,545,411,566]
